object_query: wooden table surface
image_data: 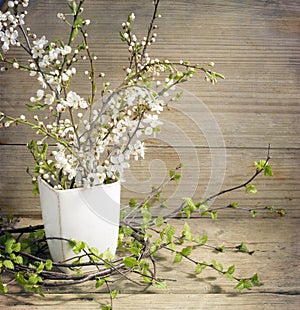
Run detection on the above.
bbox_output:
[0,0,299,309]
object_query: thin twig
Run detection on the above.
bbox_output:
[204,145,271,204]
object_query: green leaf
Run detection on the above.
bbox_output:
[5,237,16,254]
[214,72,225,79]
[171,173,181,184]
[103,249,114,260]
[182,222,193,241]
[277,209,286,216]
[74,18,84,27]
[227,265,235,274]
[182,197,196,210]
[0,53,3,61]
[95,278,106,288]
[182,197,197,218]
[211,210,218,220]
[154,216,164,228]
[235,279,252,290]
[142,207,152,227]
[28,274,42,285]
[251,273,260,286]
[245,184,257,194]
[45,259,53,271]
[71,27,79,42]
[195,234,208,245]
[166,242,176,252]
[173,252,182,263]
[15,272,26,285]
[216,246,225,253]
[0,283,8,294]
[225,266,236,280]
[264,165,273,176]
[89,247,100,261]
[181,246,192,257]
[225,273,235,281]
[129,198,137,207]
[71,240,86,254]
[128,246,140,256]
[153,280,167,289]
[251,210,257,217]
[211,259,223,272]
[165,224,175,243]
[254,159,272,175]
[121,226,134,237]
[200,211,210,217]
[195,263,207,274]
[123,256,138,268]
[12,255,23,265]
[231,202,239,208]
[36,262,44,274]
[169,169,175,178]
[70,1,77,15]
[26,103,47,111]
[3,260,14,270]
[110,289,118,299]
[193,234,208,245]
[237,242,254,255]
[42,143,48,154]
[196,201,208,211]
[254,159,266,171]
[237,242,248,253]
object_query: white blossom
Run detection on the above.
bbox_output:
[36,89,44,100]
[21,0,29,8]
[0,28,18,51]
[49,47,60,61]
[61,45,71,55]
[31,35,48,58]
[44,92,55,105]
[144,127,153,135]
[143,114,163,128]
[56,103,65,112]
[62,91,88,109]
[129,140,145,160]
[8,1,14,8]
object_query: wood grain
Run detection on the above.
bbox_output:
[0,0,299,308]
[0,146,299,217]
[0,217,299,308]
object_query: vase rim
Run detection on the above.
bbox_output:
[38,177,120,193]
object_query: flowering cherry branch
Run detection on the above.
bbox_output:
[0,0,224,191]
[0,155,280,299]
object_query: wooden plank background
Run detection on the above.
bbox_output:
[0,0,299,309]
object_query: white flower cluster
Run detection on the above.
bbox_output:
[0,0,195,190]
[58,91,88,112]
[51,86,165,188]
[0,1,28,51]
[0,0,76,108]
[28,39,74,99]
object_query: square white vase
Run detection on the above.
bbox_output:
[38,178,121,271]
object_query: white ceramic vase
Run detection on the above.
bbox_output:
[38,178,121,269]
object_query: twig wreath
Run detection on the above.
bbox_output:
[0,0,284,309]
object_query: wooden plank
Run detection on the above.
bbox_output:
[1,293,300,310]
[0,0,299,148]
[0,145,299,217]
[0,217,299,308]
[1,102,299,148]
[0,0,299,308]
